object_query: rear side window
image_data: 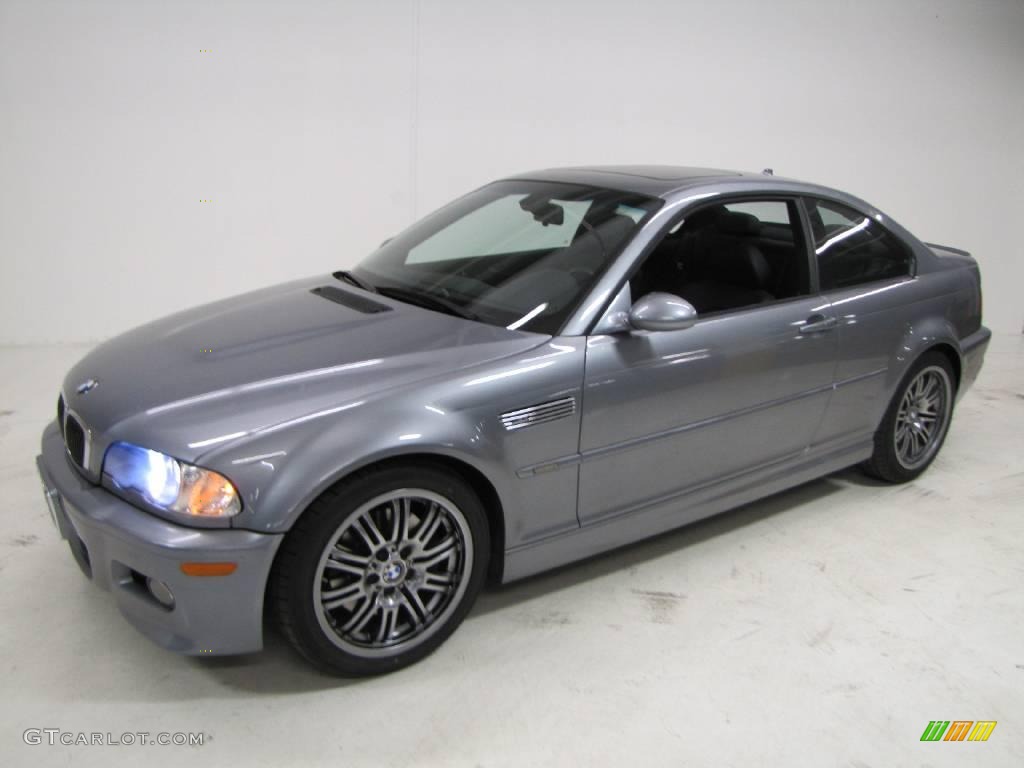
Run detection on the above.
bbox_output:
[806,198,912,290]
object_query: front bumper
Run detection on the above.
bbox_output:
[37,422,283,655]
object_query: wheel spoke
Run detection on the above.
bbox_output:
[341,596,379,634]
[375,604,399,644]
[912,429,927,452]
[322,582,364,610]
[418,573,456,594]
[354,514,387,550]
[413,503,443,545]
[414,535,459,569]
[325,547,370,576]
[899,430,913,458]
[391,498,410,542]
[401,586,428,628]
[921,376,938,401]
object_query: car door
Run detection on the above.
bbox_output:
[576,197,838,526]
[800,196,919,450]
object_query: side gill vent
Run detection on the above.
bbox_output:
[501,397,576,432]
[310,286,392,314]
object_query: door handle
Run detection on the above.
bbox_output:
[799,314,837,334]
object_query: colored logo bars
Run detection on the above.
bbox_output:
[920,721,997,742]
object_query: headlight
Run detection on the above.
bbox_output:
[102,442,241,518]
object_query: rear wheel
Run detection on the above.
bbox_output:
[861,352,955,483]
[272,465,489,676]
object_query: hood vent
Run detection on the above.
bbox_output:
[501,397,576,431]
[310,286,392,314]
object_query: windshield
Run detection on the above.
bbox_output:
[350,180,661,335]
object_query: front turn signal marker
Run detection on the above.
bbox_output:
[180,562,237,577]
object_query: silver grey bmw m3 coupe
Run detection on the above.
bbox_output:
[37,166,990,675]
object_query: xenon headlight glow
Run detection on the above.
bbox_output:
[102,442,241,518]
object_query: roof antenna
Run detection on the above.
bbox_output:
[762,168,774,176]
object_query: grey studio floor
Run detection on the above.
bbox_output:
[1,335,1021,768]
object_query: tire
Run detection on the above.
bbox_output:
[861,351,956,484]
[271,464,489,676]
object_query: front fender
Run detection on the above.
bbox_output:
[222,401,507,534]
[202,337,588,550]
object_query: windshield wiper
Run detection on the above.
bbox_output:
[376,286,479,322]
[333,270,377,293]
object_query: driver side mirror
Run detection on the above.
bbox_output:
[628,292,698,332]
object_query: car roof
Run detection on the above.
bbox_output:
[506,165,768,197]
[504,165,882,215]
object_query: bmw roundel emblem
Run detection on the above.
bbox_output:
[76,378,99,395]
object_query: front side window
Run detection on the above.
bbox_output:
[630,198,810,317]
[352,181,661,334]
[806,198,912,291]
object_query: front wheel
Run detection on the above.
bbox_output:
[271,465,489,676]
[861,351,956,483]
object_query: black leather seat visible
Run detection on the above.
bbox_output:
[630,206,724,299]
[679,233,774,313]
[688,211,762,276]
[629,208,776,314]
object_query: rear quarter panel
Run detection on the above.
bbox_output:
[813,261,976,449]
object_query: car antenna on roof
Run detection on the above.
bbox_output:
[762,168,774,176]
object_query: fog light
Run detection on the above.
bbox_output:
[146,577,175,609]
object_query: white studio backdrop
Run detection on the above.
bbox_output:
[1,0,1022,344]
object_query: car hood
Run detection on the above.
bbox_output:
[62,276,546,462]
